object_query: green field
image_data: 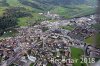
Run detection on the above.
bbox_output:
[18,13,46,26]
[85,33,100,47]
[30,63,34,66]
[7,0,22,7]
[95,33,100,47]
[6,0,33,10]
[0,7,4,15]
[85,36,94,44]
[18,17,30,26]
[0,7,7,16]
[61,25,74,31]
[71,47,86,66]
[50,5,95,18]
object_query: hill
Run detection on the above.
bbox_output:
[0,0,97,17]
[0,0,97,36]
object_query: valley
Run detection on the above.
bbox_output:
[0,0,100,66]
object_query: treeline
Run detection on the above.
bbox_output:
[4,7,32,18]
[0,7,32,36]
[0,0,9,6]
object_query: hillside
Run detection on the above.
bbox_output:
[0,0,97,36]
[0,0,97,16]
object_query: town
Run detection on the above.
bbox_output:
[0,14,100,66]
